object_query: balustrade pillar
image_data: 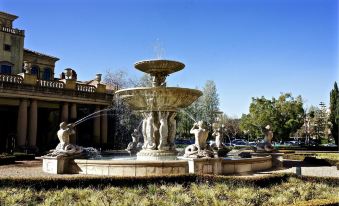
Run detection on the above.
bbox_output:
[101,109,108,144]
[28,99,38,149]
[61,102,69,123]
[17,99,28,148]
[93,106,101,145]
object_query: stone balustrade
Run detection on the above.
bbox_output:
[0,74,112,103]
[39,80,65,89]
[1,26,25,36]
[0,74,23,84]
[76,84,96,93]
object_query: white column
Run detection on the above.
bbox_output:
[28,99,38,148]
[93,106,101,145]
[17,99,28,148]
[61,102,69,123]
[101,109,108,144]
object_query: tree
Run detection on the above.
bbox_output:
[220,115,242,141]
[177,80,220,137]
[329,82,339,147]
[200,80,220,128]
[240,93,304,141]
[103,70,142,149]
[137,74,153,87]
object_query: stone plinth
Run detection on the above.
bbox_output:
[251,153,284,168]
[18,73,37,85]
[42,155,83,174]
[95,84,106,93]
[136,149,178,161]
[61,79,76,90]
[178,156,272,175]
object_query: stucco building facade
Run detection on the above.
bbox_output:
[0,11,113,153]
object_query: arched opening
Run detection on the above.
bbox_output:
[0,61,13,75]
[42,68,51,80]
[31,66,40,78]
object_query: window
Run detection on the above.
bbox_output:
[42,68,51,80]
[0,65,12,74]
[31,66,40,78]
[3,44,11,52]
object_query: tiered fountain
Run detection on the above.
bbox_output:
[116,59,202,160]
[43,59,273,176]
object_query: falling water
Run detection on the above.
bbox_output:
[179,109,197,122]
[74,108,113,126]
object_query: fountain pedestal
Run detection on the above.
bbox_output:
[137,149,178,161]
[116,60,203,161]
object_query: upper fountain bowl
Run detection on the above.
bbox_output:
[134,59,185,76]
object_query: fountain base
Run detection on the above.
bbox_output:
[136,149,178,161]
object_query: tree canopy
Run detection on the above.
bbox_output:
[329,82,339,146]
[240,93,304,141]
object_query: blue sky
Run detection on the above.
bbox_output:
[1,0,338,117]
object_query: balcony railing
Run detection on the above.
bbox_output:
[1,26,25,36]
[0,74,112,102]
[76,84,96,93]
[39,80,65,89]
[0,74,23,84]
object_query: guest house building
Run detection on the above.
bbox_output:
[0,11,113,153]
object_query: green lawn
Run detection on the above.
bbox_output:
[0,177,338,206]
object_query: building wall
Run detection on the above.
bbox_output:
[0,30,24,74]
[23,53,56,80]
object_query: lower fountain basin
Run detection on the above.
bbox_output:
[73,156,272,176]
[115,87,203,111]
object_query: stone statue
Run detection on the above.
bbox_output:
[126,129,142,155]
[142,113,148,149]
[212,128,224,149]
[145,112,156,149]
[46,122,83,157]
[168,112,177,150]
[256,125,275,152]
[23,61,32,74]
[184,121,214,158]
[158,111,170,150]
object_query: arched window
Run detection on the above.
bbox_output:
[42,68,51,80]
[0,62,13,74]
[31,66,40,78]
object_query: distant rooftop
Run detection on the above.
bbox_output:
[0,11,18,21]
[24,48,59,61]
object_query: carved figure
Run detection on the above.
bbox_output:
[256,125,275,152]
[212,128,224,149]
[146,112,156,149]
[168,112,177,150]
[184,121,214,158]
[158,111,169,150]
[126,129,142,154]
[46,122,83,157]
[142,113,148,149]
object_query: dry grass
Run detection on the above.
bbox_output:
[0,177,338,206]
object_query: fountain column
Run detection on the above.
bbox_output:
[17,99,28,148]
[28,99,38,149]
[101,108,108,144]
[61,102,69,123]
[93,106,101,145]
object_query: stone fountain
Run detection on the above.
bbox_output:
[115,60,203,160]
[43,59,273,176]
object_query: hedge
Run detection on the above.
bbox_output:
[0,173,338,190]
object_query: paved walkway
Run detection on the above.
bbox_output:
[0,159,338,178]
